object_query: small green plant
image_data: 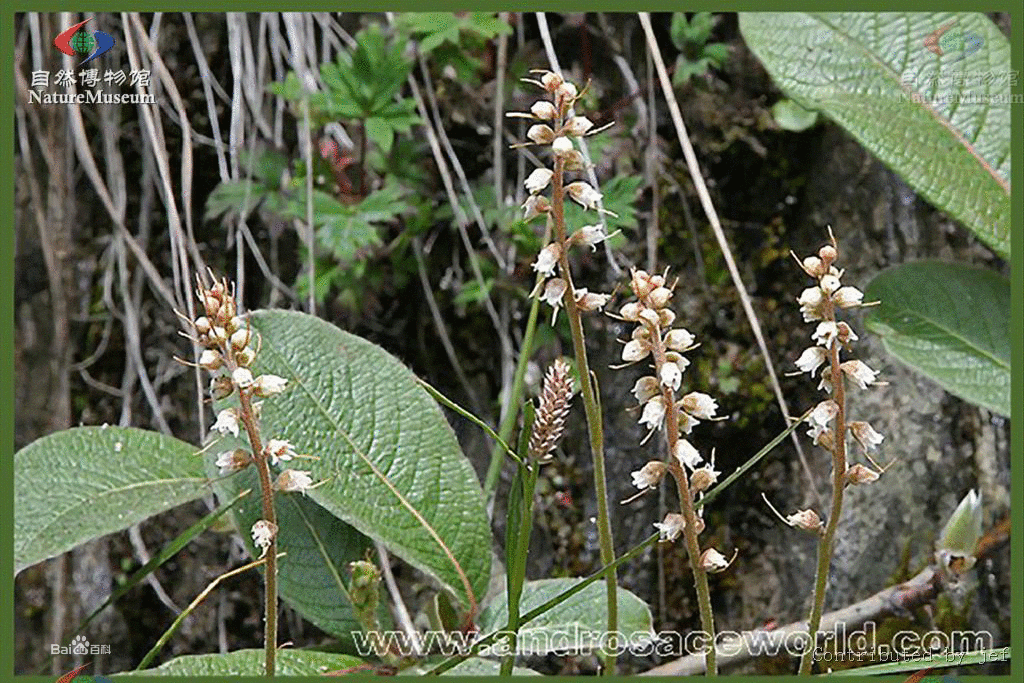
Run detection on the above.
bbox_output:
[670,12,730,85]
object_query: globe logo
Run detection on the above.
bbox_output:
[54,17,115,66]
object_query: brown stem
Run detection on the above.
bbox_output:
[799,301,846,675]
[651,332,717,675]
[551,155,618,675]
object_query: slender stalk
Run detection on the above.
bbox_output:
[651,335,717,675]
[237,390,278,676]
[799,302,847,675]
[550,156,618,675]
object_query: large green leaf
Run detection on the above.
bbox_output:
[123,648,365,675]
[864,261,1010,416]
[477,579,656,654]
[740,12,1011,258]
[212,459,380,642]
[238,310,491,610]
[15,426,208,574]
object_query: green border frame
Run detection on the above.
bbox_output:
[4,4,1019,682]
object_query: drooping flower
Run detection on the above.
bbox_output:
[211,408,240,437]
[840,359,879,389]
[674,439,703,470]
[524,167,554,194]
[533,243,561,277]
[654,513,687,542]
[276,469,314,493]
[251,519,277,555]
[681,392,718,420]
[253,374,288,397]
[639,395,668,432]
[631,461,668,490]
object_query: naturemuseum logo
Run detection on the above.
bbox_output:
[923,21,983,63]
[54,18,115,66]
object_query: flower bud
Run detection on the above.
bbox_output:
[527,124,556,145]
[845,463,880,486]
[524,168,554,194]
[700,548,733,574]
[649,274,666,288]
[787,509,823,533]
[199,349,223,371]
[208,326,228,345]
[203,294,221,318]
[801,255,825,278]
[648,287,672,309]
[236,347,256,367]
[194,316,212,335]
[819,244,837,264]
[832,286,864,308]
[232,367,254,390]
[619,301,642,321]
[530,100,557,120]
[564,116,594,136]
[574,289,610,312]
[664,328,696,351]
[555,81,578,103]
[551,136,573,156]
[219,297,236,322]
[630,270,653,299]
[622,339,650,363]
[210,375,234,400]
[631,461,667,490]
[225,316,245,334]
[540,71,563,92]
[658,308,676,327]
[638,307,661,328]
[230,327,252,352]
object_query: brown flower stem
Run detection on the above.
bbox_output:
[651,334,717,676]
[799,305,846,675]
[237,389,278,677]
[551,155,618,675]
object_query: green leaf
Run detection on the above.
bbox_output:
[771,99,820,132]
[403,658,541,675]
[364,117,395,154]
[124,648,365,675]
[477,579,655,654]
[242,310,491,610]
[740,12,1011,258]
[212,461,380,641]
[204,180,268,221]
[864,260,1010,416]
[15,427,208,574]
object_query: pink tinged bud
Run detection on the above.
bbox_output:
[527,124,556,145]
[530,100,557,120]
[849,421,884,452]
[565,181,602,210]
[801,255,825,278]
[639,395,667,431]
[619,301,643,321]
[524,168,554,194]
[808,399,839,429]
[787,509,823,533]
[678,408,700,435]
[276,469,314,493]
[194,316,212,335]
[630,269,653,298]
[199,349,223,371]
[564,116,594,136]
[845,463,880,486]
[690,464,721,493]
[232,367,255,389]
[819,274,841,295]
[522,194,550,220]
[812,321,839,348]
[674,439,703,470]
[533,243,561,277]
[551,136,574,155]
[650,274,666,287]
[795,346,828,374]
[833,286,864,308]
[660,361,682,391]
[622,339,651,363]
[211,408,240,437]
[682,392,718,420]
[654,513,686,542]
[819,244,837,263]
[540,71,563,91]
[700,548,733,573]
[648,287,673,309]
[841,359,879,389]
[254,374,288,397]
[540,278,568,309]
[575,225,608,251]
[251,520,277,553]
[215,449,251,475]
[631,461,667,490]
[665,328,696,351]
[632,376,661,404]
[574,289,611,312]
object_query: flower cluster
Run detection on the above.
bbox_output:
[509,71,615,324]
[790,236,885,484]
[617,268,732,574]
[528,359,574,461]
[180,273,315,496]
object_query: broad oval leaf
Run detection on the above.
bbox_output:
[864,260,1010,416]
[15,426,208,574]
[124,648,364,675]
[402,658,541,675]
[240,309,490,610]
[212,458,382,642]
[477,579,656,654]
[740,12,1010,258]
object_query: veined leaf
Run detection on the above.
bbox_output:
[740,12,1010,258]
[15,427,208,573]
[125,648,365,675]
[864,260,1010,416]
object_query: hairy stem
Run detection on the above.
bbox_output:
[550,155,618,675]
[238,390,277,676]
[799,307,847,675]
[651,334,717,676]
